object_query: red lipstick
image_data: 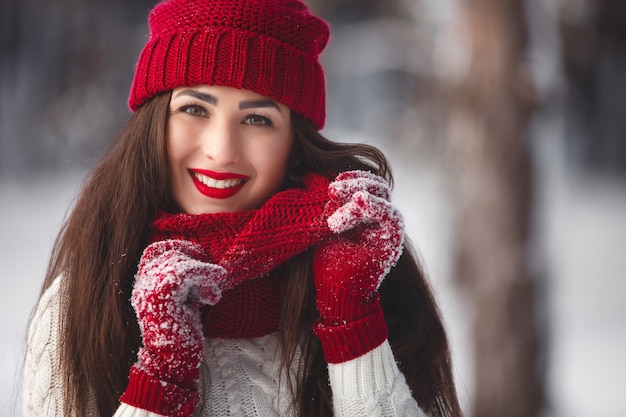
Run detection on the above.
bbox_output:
[189,169,248,199]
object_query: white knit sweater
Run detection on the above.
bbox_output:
[23,276,426,417]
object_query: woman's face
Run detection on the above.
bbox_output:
[167,85,293,214]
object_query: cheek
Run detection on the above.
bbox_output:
[166,124,193,169]
[253,137,292,183]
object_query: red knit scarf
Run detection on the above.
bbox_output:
[149,173,336,339]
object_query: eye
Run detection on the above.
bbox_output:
[244,114,273,126]
[179,105,207,117]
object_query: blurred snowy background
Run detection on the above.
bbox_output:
[1,0,625,416]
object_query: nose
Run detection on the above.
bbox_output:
[201,119,240,166]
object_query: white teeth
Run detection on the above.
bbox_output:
[194,172,244,189]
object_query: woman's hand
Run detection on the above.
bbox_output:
[121,239,227,417]
[313,171,404,363]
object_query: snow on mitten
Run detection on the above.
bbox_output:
[325,170,392,205]
[120,239,227,417]
[313,172,404,363]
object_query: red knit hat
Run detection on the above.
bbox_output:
[128,0,330,129]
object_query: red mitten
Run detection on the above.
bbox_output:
[313,171,404,363]
[120,239,227,417]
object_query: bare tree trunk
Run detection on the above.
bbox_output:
[442,1,544,416]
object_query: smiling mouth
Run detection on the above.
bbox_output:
[189,169,248,199]
[193,172,246,189]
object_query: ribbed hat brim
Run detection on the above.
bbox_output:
[129,27,326,129]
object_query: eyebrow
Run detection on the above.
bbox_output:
[174,89,282,114]
[175,89,217,105]
[239,99,281,112]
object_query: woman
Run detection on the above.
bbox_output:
[23,0,462,416]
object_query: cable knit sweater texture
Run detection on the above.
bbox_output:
[23,173,425,416]
[23,276,425,417]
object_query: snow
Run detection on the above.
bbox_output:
[0,169,83,416]
[2,129,626,416]
[325,172,405,290]
[532,120,626,417]
[326,116,626,416]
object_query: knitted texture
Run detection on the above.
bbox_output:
[121,239,229,417]
[150,173,337,338]
[22,278,99,416]
[312,171,405,363]
[121,172,339,416]
[121,368,200,417]
[129,0,330,129]
[25,278,425,417]
[326,341,427,416]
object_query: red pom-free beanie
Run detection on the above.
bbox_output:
[128,0,330,129]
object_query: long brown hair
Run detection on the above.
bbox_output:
[41,92,173,416]
[280,113,462,417]
[38,93,461,416]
